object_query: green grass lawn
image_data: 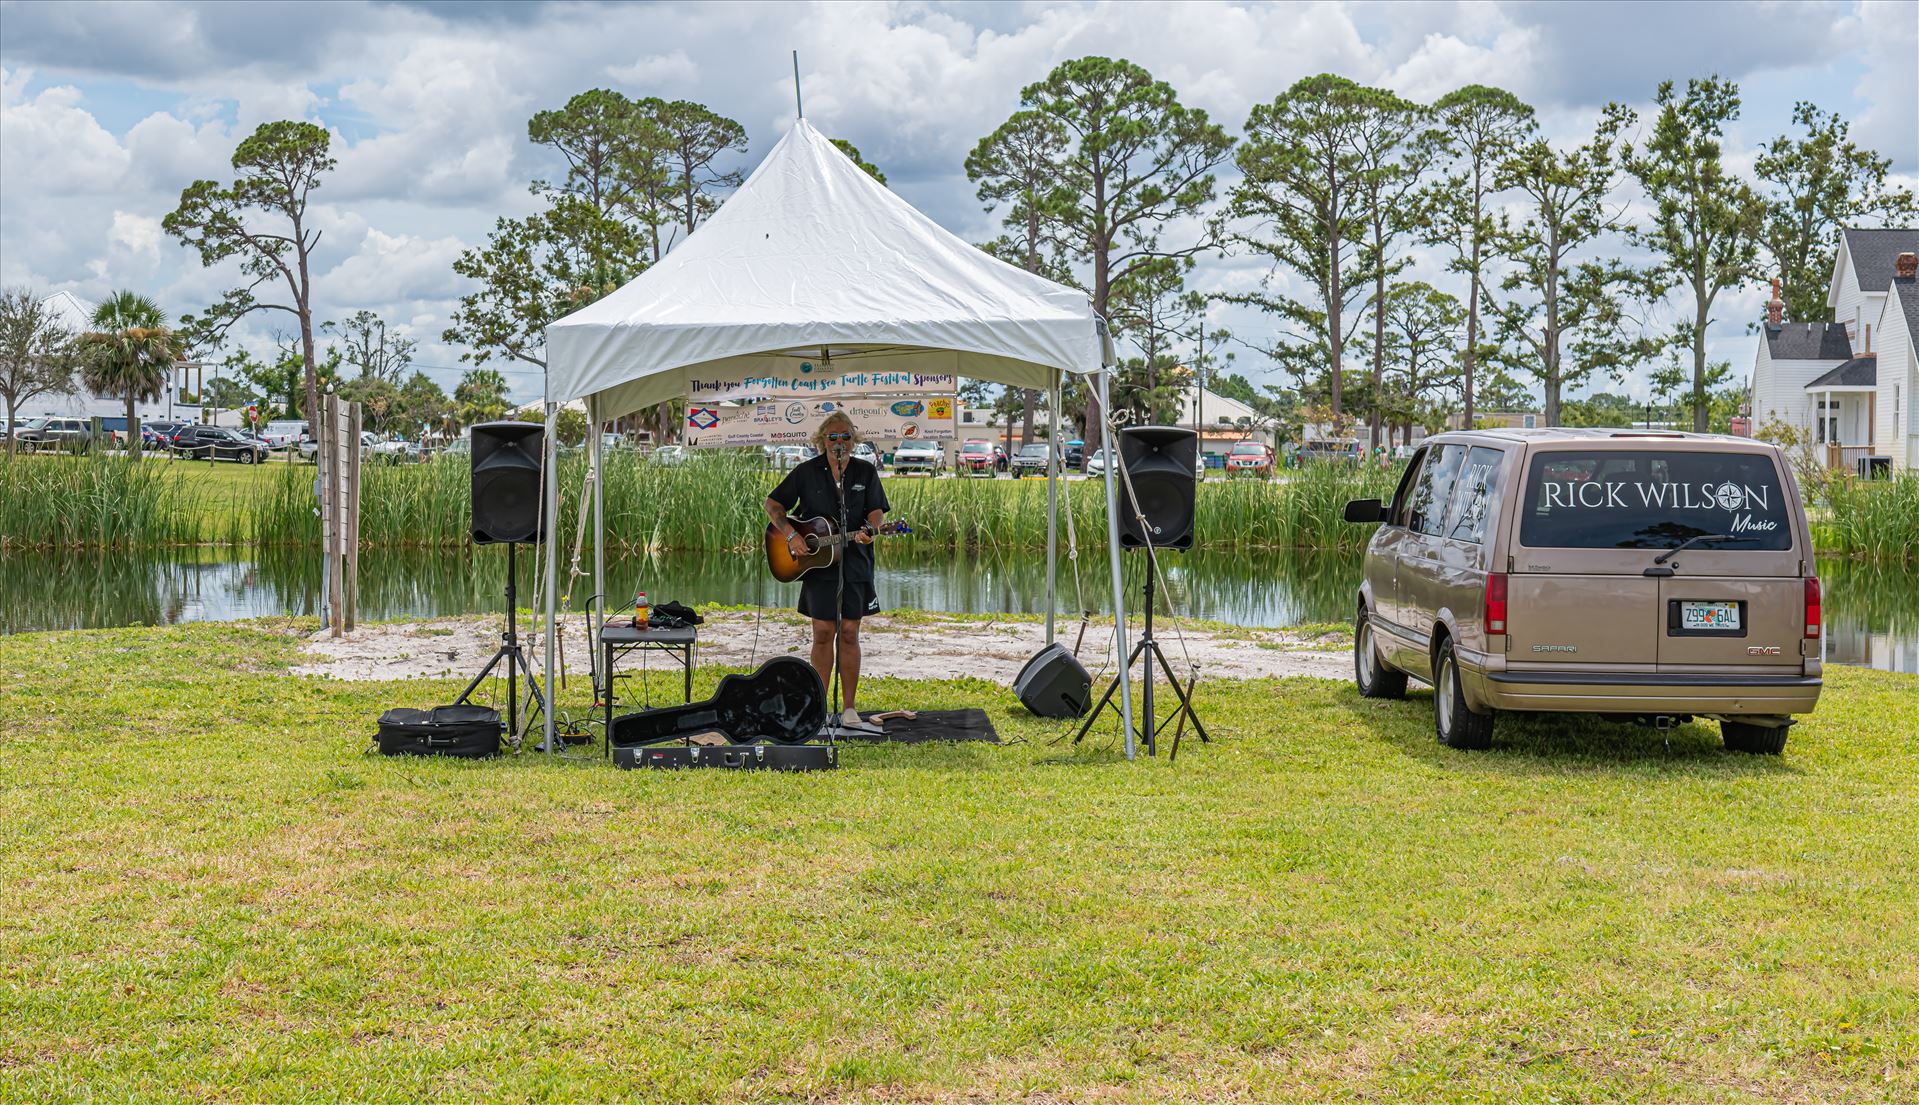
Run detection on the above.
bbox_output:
[1,621,1914,1103]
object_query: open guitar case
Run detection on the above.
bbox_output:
[610,656,836,771]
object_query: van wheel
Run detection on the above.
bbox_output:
[1721,720,1789,755]
[1355,609,1406,699]
[1433,638,1494,750]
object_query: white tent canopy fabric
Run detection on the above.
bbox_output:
[537,118,1139,757]
[546,119,1105,421]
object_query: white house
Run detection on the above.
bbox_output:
[26,290,209,426]
[1751,228,1919,473]
[1869,251,1919,471]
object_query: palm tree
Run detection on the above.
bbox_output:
[80,291,176,458]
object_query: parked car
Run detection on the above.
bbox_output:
[298,430,382,460]
[651,444,688,467]
[1084,447,1112,477]
[851,442,878,465]
[776,445,811,470]
[1300,441,1362,464]
[439,437,470,458]
[1225,441,1274,477]
[142,421,191,449]
[891,439,944,476]
[1343,428,1820,755]
[262,420,310,451]
[957,440,1000,477]
[1010,442,1056,477]
[1065,440,1085,470]
[367,436,419,463]
[171,425,270,464]
[14,417,93,453]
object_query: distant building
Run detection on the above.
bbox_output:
[1751,228,1919,473]
[25,290,213,425]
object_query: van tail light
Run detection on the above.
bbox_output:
[1485,572,1508,636]
[1804,576,1821,639]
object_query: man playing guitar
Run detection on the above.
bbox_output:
[764,412,891,732]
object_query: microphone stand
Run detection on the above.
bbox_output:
[830,448,849,740]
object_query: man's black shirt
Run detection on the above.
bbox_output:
[769,454,890,582]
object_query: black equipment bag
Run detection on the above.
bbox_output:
[376,704,503,758]
[611,656,826,747]
[614,742,837,772]
[1014,643,1092,718]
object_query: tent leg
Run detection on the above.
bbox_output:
[1096,368,1135,760]
[543,400,560,757]
[1045,371,1060,646]
[590,416,605,702]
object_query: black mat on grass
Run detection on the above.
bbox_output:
[841,709,999,744]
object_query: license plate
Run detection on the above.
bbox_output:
[1679,601,1740,632]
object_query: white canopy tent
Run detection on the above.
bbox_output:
[539,119,1140,756]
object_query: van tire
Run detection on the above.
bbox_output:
[1433,638,1494,750]
[1721,720,1789,755]
[1355,609,1406,699]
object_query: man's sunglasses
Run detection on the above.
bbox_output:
[825,432,853,442]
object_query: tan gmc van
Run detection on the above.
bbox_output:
[1344,429,1821,754]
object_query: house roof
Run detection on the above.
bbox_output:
[1896,278,1919,342]
[1763,321,1852,361]
[1806,355,1877,389]
[1841,228,1919,292]
[39,290,97,333]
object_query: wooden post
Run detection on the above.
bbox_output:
[345,401,362,632]
[325,392,344,639]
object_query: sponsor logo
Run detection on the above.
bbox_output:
[687,408,720,430]
[928,397,953,419]
[890,400,925,417]
[783,402,807,424]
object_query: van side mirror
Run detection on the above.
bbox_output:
[1343,498,1385,524]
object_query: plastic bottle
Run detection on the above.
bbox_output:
[635,590,649,630]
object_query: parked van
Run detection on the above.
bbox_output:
[1343,429,1821,754]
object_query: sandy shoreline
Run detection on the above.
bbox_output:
[290,610,1353,684]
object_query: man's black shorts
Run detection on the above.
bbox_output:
[798,576,880,621]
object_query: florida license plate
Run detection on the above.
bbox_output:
[1679,601,1740,632]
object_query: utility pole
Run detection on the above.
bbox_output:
[1194,315,1205,474]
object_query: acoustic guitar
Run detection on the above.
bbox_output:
[765,515,912,583]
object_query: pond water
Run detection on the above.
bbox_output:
[2,546,1914,673]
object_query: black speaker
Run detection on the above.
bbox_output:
[470,421,545,544]
[1116,425,1197,550]
[1014,643,1091,718]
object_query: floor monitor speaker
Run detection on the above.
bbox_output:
[1014,642,1092,718]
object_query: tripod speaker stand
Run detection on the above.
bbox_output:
[1075,425,1210,757]
[454,541,548,745]
[1073,553,1209,755]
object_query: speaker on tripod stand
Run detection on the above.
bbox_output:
[1076,425,1210,756]
[455,421,549,743]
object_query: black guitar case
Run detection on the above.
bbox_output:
[610,656,827,747]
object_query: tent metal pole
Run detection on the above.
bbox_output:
[1096,367,1135,760]
[590,408,605,699]
[543,399,560,757]
[1045,371,1060,646]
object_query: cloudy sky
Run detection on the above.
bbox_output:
[3,0,1915,406]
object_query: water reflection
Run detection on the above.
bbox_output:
[1,546,1912,673]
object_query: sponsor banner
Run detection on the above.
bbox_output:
[687,359,957,403]
[684,395,956,447]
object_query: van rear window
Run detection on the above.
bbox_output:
[1518,450,1792,551]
